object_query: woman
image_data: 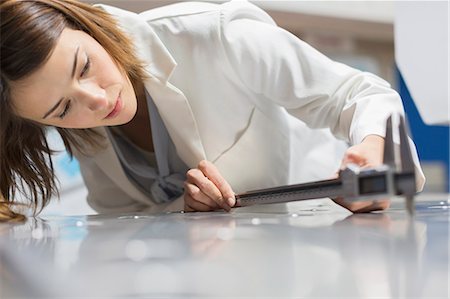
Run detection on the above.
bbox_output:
[0,0,425,221]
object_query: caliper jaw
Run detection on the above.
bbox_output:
[342,115,417,214]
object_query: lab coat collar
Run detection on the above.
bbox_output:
[95,4,206,168]
[95,4,177,83]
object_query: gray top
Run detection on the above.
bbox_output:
[106,91,188,204]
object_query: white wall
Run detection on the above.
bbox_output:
[251,1,394,23]
[86,0,395,23]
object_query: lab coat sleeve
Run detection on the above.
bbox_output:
[221,18,404,144]
[220,14,425,191]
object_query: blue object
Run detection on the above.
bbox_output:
[57,153,81,178]
[397,68,449,191]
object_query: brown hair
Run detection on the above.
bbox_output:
[0,0,147,221]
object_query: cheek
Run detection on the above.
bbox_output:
[57,110,101,128]
[70,117,95,128]
[97,67,122,88]
[93,51,124,86]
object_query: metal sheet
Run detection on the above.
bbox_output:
[1,195,448,298]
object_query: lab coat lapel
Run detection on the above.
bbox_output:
[144,77,206,168]
[89,127,151,203]
[93,128,125,179]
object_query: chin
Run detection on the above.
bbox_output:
[119,107,138,125]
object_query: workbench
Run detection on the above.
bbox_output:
[1,195,448,298]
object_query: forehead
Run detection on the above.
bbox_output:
[15,28,89,89]
[10,29,89,117]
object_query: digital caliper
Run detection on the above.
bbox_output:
[235,115,417,215]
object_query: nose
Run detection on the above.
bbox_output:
[75,81,108,112]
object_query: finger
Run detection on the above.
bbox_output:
[340,150,366,169]
[333,197,390,213]
[198,160,236,207]
[186,167,231,211]
[184,203,195,212]
[184,196,215,212]
[184,182,220,209]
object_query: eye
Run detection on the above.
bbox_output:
[80,56,90,77]
[58,100,72,119]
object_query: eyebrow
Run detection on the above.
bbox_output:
[42,46,80,119]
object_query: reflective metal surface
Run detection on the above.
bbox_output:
[1,195,449,298]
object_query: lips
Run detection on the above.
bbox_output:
[105,96,122,119]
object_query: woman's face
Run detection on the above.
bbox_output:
[10,28,138,128]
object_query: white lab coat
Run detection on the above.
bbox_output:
[74,1,425,213]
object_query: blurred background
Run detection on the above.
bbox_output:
[43,0,449,216]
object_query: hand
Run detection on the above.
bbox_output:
[333,135,390,213]
[184,160,236,212]
[339,135,384,169]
